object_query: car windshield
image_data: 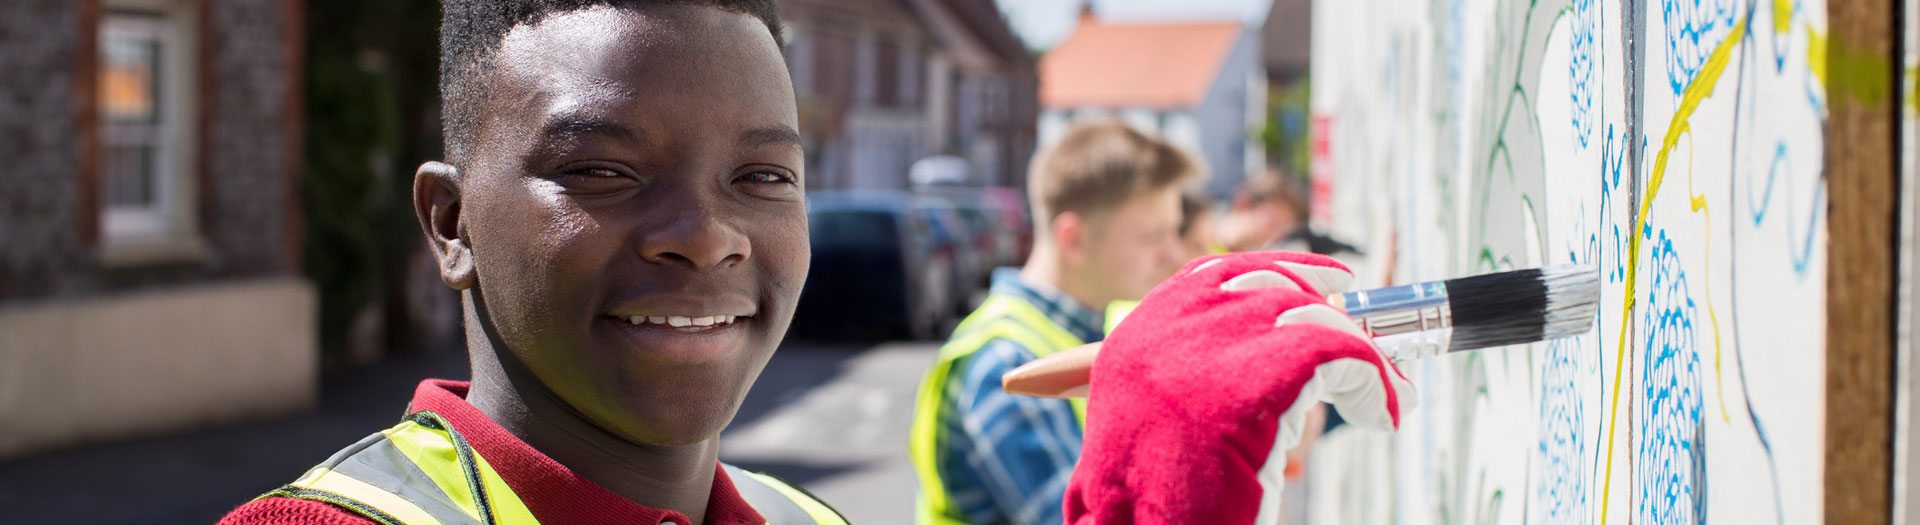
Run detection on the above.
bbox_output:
[810,209,898,248]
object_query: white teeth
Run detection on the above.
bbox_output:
[624,315,740,328]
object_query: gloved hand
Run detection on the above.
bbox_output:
[1046,251,1416,524]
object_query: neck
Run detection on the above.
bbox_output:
[461,293,717,524]
[1020,242,1104,310]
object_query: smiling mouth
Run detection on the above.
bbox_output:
[621,315,741,331]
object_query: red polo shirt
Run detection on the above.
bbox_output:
[219,379,767,525]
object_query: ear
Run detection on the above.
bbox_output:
[414,161,476,290]
[1054,210,1085,265]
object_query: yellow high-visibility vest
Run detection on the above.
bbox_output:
[908,294,1088,525]
[259,411,846,525]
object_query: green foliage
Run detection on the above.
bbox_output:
[1258,76,1312,181]
[301,1,443,360]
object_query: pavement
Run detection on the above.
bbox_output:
[0,340,939,524]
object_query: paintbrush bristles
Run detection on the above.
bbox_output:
[1538,265,1602,340]
[1443,265,1601,351]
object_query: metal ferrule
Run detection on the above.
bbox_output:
[1340,281,1453,339]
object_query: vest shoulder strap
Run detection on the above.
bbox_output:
[259,411,530,525]
[723,463,850,525]
[260,428,477,525]
[942,294,1084,360]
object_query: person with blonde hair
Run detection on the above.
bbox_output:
[909,121,1197,525]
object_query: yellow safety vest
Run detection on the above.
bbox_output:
[259,411,846,525]
[1103,300,1140,334]
[908,294,1089,525]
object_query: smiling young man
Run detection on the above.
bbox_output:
[219,2,843,524]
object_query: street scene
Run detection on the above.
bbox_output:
[3,1,1313,520]
[1,0,1905,523]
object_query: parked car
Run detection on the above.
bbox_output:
[912,198,988,313]
[915,186,1031,268]
[794,191,954,341]
[976,186,1033,265]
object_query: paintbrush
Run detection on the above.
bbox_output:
[1001,265,1602,398]
[1336,264,1601,361]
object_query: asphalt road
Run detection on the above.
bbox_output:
[0,340,938,524]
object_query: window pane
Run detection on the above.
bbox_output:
[102,143,156,207]
[100,16,161,123]
[99,11,167,213]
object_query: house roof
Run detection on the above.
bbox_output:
[1039,16,1245,109]
[1261,0,1311,78]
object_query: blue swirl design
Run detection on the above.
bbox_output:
[1537,334,1591,522]
[1635,230,1706,525]
[1570,0,1598,148]
[1662,0,1740,95]
[1599,126,1630,284]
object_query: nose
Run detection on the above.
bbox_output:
[638,202,751,270]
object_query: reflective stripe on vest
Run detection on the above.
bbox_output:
[1103,300,1140,335]
[258,411,847,525]
[908,294,1088,525]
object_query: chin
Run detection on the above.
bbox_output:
[595,373,753,447]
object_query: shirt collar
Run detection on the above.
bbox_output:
[407,379,766,525]
[987,267,1107,342]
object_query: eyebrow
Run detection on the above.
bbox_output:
[537,117,799,152]
[539,116,641,144]
[739,126,802,150]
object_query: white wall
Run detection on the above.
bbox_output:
[1307,0,1829,523]
[0,279,318,459]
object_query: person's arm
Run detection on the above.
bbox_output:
[943,339,1084,525]
[1005,252,1416,524]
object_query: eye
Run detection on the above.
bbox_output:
[737,169,796,185]
[564,167,624,178]
[733,167,801,200]
[549,163,641,196]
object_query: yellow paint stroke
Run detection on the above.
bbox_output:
[1599,15,1748,525]
[1772,0,1791,35]
[1907,64,1920,114]
[1808,23,1828,89]
[1683,132,1732,424]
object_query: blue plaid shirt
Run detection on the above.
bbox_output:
[937,268,1105,525]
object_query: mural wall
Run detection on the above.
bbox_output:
[1304,0,1828,523]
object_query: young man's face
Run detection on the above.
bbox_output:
[452,5,804,446]
[1080,186,1185,305]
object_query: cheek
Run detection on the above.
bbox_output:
[472,184,610,324]
[501,198,600,273]
[755,212,812,293]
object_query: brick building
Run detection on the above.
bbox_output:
[778,0,1039,190]
[0,0,312,459]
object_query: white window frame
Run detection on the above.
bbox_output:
[98,0,204,264]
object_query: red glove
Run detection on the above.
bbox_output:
[1062,251,1416,524]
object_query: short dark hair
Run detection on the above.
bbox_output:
[439,0,783,164]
